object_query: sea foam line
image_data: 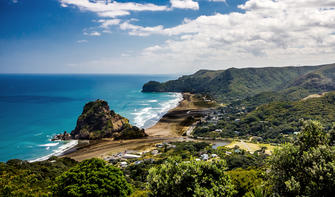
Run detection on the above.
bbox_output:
[29,140,78,163]
[38,143,59,147]
[132,93,183,129]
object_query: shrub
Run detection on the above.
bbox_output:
[53,158,132,197]
[147,157,236,197]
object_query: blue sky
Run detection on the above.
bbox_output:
[1,0,335,74]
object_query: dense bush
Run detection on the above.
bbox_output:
[196,92,335,143]
[53,158,132,197]
[269,120,335,196]
[227,168,264,197]
[214,147,267,170]
[0,157,77,196]
[147,157,236,197]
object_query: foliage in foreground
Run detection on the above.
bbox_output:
[227,168,264,197]
[146,157,236,197]
[53,158,132,197]
[3,121,335,197]
[0,157,77,197]
[269,120,335,196]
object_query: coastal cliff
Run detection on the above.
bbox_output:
[55,100,147,140]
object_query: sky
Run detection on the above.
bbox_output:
[0,0,335,74]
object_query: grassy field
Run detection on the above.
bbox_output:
[225,140,277,155]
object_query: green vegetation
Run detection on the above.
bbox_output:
[0,157,77,196]
[143,64,335,103]
[227,168,264,197]
[53,158,133,197]
[3,63,335,196]
[123,141,268,197]
[2,122,335,197]
[194,91,335,143]
[269,120,335,196]
[115,126,148,140]
[147,157,236,197]
[144,64,335,142]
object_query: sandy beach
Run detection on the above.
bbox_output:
[62,93,211,161]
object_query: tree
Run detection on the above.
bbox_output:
[146,157,236,197]
[53,158,132,197]
[227,168,263,197]
[269,120,335,196]
[244,186,269,197]
[0,157,77,197]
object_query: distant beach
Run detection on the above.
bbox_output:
[61,93,213,161]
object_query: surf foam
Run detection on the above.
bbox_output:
[29,140,78,162]
[38,143,59,147]
[132,93,183,129]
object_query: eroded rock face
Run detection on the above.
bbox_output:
[70,99,147,140]
[52,131,72,141]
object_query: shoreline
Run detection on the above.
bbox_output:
[29,92,183,163]
[29,140,79,163]
[61,93,212,161]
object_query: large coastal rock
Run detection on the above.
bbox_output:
[70,99,147,140]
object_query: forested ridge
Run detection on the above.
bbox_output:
[143,63,335,103]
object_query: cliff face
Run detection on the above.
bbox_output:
[70,100,147,140]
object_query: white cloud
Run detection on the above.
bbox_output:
[59,0,169,18]
[84,31,101,36]
[119,21,164,36]
[77,39,88,43]
[98,19,121,29]
[121,53,130,57]
[59,0,201,37]
[170,0,199,10]
[113,0,335,72]
[209,0,226,2]
[60,0,335,73]
[60,3,68,7]
[208,0,228,6]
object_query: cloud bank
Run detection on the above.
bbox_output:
[131,0,335,72]
[170,0,199,10]
[60,0,335,73]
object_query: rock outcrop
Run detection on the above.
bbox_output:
[51,131,72,141]
[51,99,147,140]
[70,99,147,140]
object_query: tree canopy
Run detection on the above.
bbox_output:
[146,157,236,197]
[269,120,335,196]
[53,158,132,197]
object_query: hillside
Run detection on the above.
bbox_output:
[194,91,335,143]
[143,63,335,103]
[229,63,335,109]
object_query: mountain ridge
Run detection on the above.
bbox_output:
[143,63,335,103]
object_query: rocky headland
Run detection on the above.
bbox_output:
[53,99,147,140]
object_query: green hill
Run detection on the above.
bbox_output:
[194,91,335,143]
[143,63,335,103]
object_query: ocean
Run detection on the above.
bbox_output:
[0,74,182,162]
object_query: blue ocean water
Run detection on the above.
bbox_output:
[0,74,181,162]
